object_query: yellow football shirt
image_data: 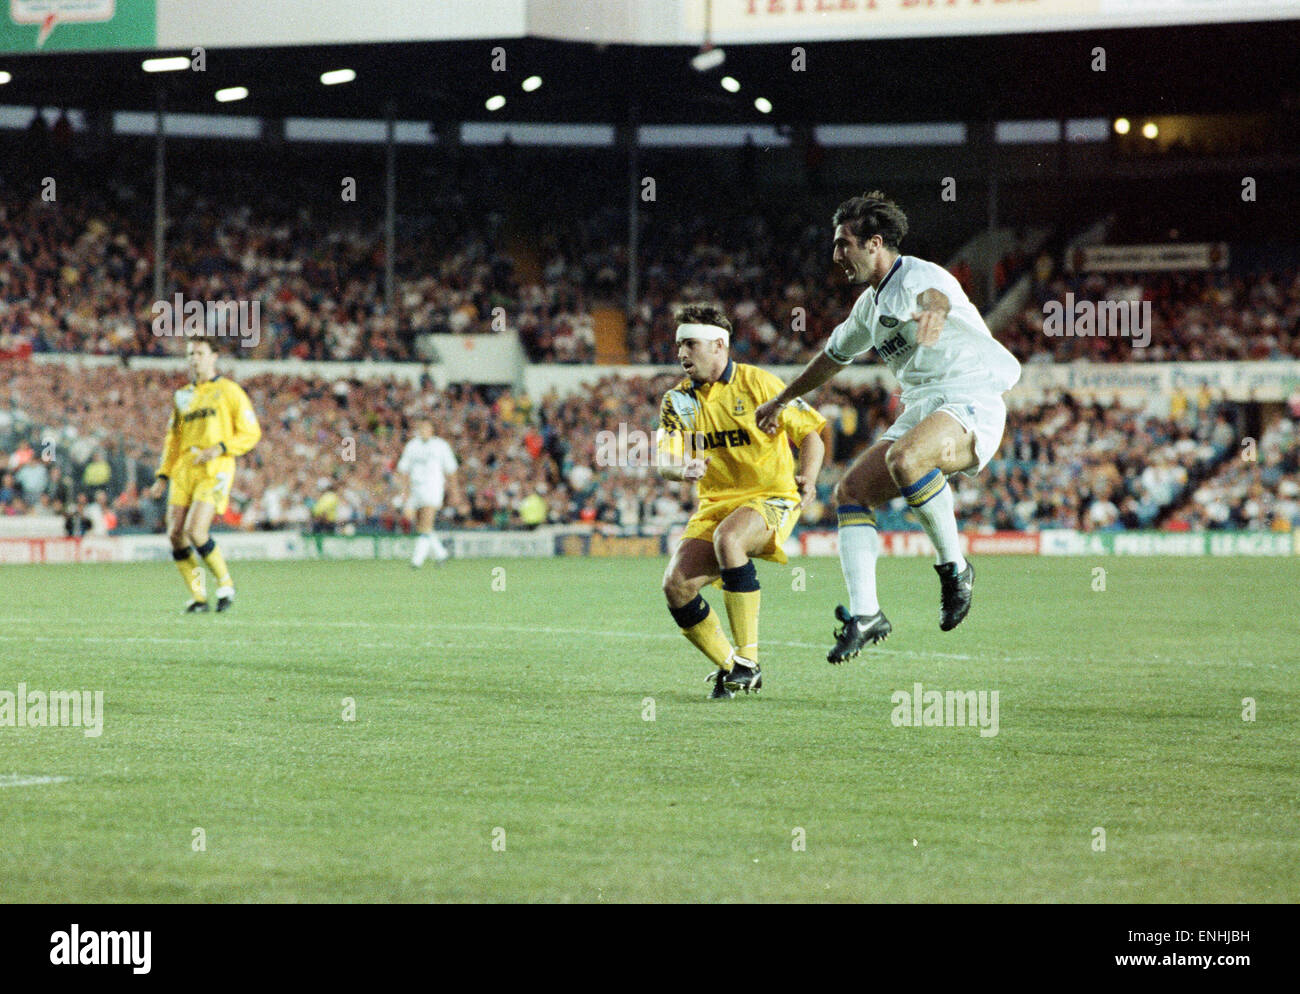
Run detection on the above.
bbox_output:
[156,375,262,482]
[657,360,826,506]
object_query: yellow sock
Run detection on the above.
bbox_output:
[199,543,232,588]
[723,589,760,665]
[681,608,736,670]
[174,551,206,601]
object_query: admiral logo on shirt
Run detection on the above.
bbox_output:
[879,315,899,328]
[876,334,913,362]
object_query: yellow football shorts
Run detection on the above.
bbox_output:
[681,494,801,564]
[168,457,236,515]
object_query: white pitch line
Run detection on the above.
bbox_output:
[0,774,70,788]
[0,619,1268,668]
[0,618,980,662]
[0,634,479,653]
[251,617,982,662]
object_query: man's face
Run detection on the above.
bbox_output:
[832,224,878,284]
[677,336,725,381]
[187,342,216,381]
[417,421,434,440]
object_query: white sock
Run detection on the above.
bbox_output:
[412,534,431,567]
[837,504,881,616]
[428,532,449,560]
[901,469,966,569]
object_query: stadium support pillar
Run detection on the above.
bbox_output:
[985,174,998,309]
[153,90,166,303]
[384,103,396,315]
[624,103,640,317]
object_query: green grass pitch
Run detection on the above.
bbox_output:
[1,555,1296,903]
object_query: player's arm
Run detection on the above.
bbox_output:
[913,288,951,346]
[149,405,181,499]
[394,442,414,508]
[756,352,843,432]
[794,428,824,506]
[655,395,708,484]
[221,383,262,457]
[756,300,870,433]
[780,394,829,506]
[440,442,461,505]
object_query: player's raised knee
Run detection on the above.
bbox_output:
[833,478,862,509]
[711,527,747,566]
[662,568,694,604]
[885,440,927,484]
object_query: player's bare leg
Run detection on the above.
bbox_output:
[662,538,736,697]
[710,506,776,693]
[885,411,979,631]
[167,502,209,611]
[663,538,722,606]
[184,500,236,612]
[828,440,897,662]
[411,505,449,567]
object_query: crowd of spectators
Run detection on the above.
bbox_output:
[970,392,1240,533]
[1001,265,1300,363]
[5,167,1295,368]
[1168,414,1300,531]
[3,122,1297,368]
[6,359,1291,538]
[0,131,605,365]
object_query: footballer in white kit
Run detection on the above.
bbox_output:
[756,191,1021,661]
[397,420,458,567]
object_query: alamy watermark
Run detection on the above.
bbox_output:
[1043,293,1151,349]
[50,925,150,974]
[152,295,261,348]
[0,684,104,737]
[890,682,999,737]
[596,423,749,469]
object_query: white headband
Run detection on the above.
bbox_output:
[676,322,730,345]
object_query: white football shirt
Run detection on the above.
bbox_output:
[825,255,1021,398]
[397,436,458,504]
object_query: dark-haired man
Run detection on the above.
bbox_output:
[756,192,1020,661]
[147,339,262,612]
[659,304,827,699]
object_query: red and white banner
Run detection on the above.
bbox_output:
[798,530,1041,557]
[685,0,1300,43]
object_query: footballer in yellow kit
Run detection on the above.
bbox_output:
[658,304,827,699]
[147,340,262,612]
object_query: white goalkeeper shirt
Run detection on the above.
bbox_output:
[825,255,1021,399]
[398,436,458,504]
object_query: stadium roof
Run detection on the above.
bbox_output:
[1,23,1297,127]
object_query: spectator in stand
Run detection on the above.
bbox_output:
[15,455,49,502]
[65,492,92,536]
[82,449,112,492]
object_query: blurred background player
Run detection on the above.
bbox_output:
[757,191,1021,661]
[658,304,827,699]
[397,419,458,567]
[147,340,262,612]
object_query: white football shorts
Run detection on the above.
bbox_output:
[408,485,445,512]
[880,389,1008,477]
